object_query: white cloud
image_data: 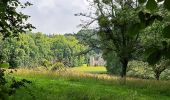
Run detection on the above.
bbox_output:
[20,0,90,34]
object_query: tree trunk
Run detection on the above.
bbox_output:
[155,73,160,80]
[121,59,128,78]
[155,71,161,81]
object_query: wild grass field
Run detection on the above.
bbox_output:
[9,67,170,100]
[70,65,107,74]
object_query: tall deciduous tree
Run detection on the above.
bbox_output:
[79,0,143,78]
[0,0,34,99]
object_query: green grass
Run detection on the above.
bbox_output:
[71,66,107,74]
[8,68,170,100]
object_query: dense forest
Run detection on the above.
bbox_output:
[0,32,88,68]
[1,0,170,100]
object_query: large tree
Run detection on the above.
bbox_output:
[0,0,34,99]
[78,0,144,78]
[0,0,34,38]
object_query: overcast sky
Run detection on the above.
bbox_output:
[20,0,90,34]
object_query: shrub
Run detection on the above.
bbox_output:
[0,68,32,99]
[127,60,154,79]
[103,51,121,75]
[0,63,9,68]
[41,59,51,68]
[161,69,170,80]
[51,62,66,71]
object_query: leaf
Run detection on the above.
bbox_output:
[164,0,170,10]
[102,0,111,4]
[145,47,156,56]
[146,16,155,26]
[164,46,170,59]
[154,15,163,21]
[138,0,147,4]
[157,0,164,2]
[128,23,141,37]
[145,12,151,19]
[146,0,157,11]
[162,41,168,47]
[138,11,145,22]
[147,49,162,65]
[162,25,170,38]
[145,15,162,26]
[98,16,110,27]
[0,63,9,68]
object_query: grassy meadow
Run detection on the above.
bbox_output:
[70,65,107,74]
[9,67,170,100]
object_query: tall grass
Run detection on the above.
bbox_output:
[9,67,170,100]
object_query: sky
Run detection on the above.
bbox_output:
[20,0,90,34]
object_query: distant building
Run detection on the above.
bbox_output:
[90,54,106,66]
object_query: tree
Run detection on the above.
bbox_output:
[78,0,144,78]
[136,0,170,65]
[153,59,170,80]
[0,0,35,38]
[76,29,121,74]
[76,30,102,66]
[0,0,34,99]
[139,9,170,80]
[51,35,86,67]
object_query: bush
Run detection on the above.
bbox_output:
[127,60,154,79]
[0,63,9,68]
[160,69,170,80]
[103,51,121,75]
[41,59,51,68]
[51,62,66,71]
[0,68,32,99]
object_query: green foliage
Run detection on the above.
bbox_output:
[157,0,164,2]
[41,59,51,68]
[136,0,170,65]
[98,16,110,28]
[163,25,170,38]
[0,69,8,100]
[138,0,147,4]
[0,0,34,98]
[164,0,170,10]
[0,63,9,68]
[0,33,87,68]
[152,59,170,80]
[127,60,154,79]
[0,0,34,38]
[161,69,170,80]
[128,59,169,80]
[0,69,32,99]
[127,60,170,80]
[128,23,142,37]
[103,51,121,75]
[147,48,162,65]
[79,0,170,79]
[137,11,163,29]
[51,62,65,71]
[102,0,111,4]
[146,0,157,11]
[85,0,143,78]
[51,35,86,67]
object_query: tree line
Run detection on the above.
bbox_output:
[0,32,88,68]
